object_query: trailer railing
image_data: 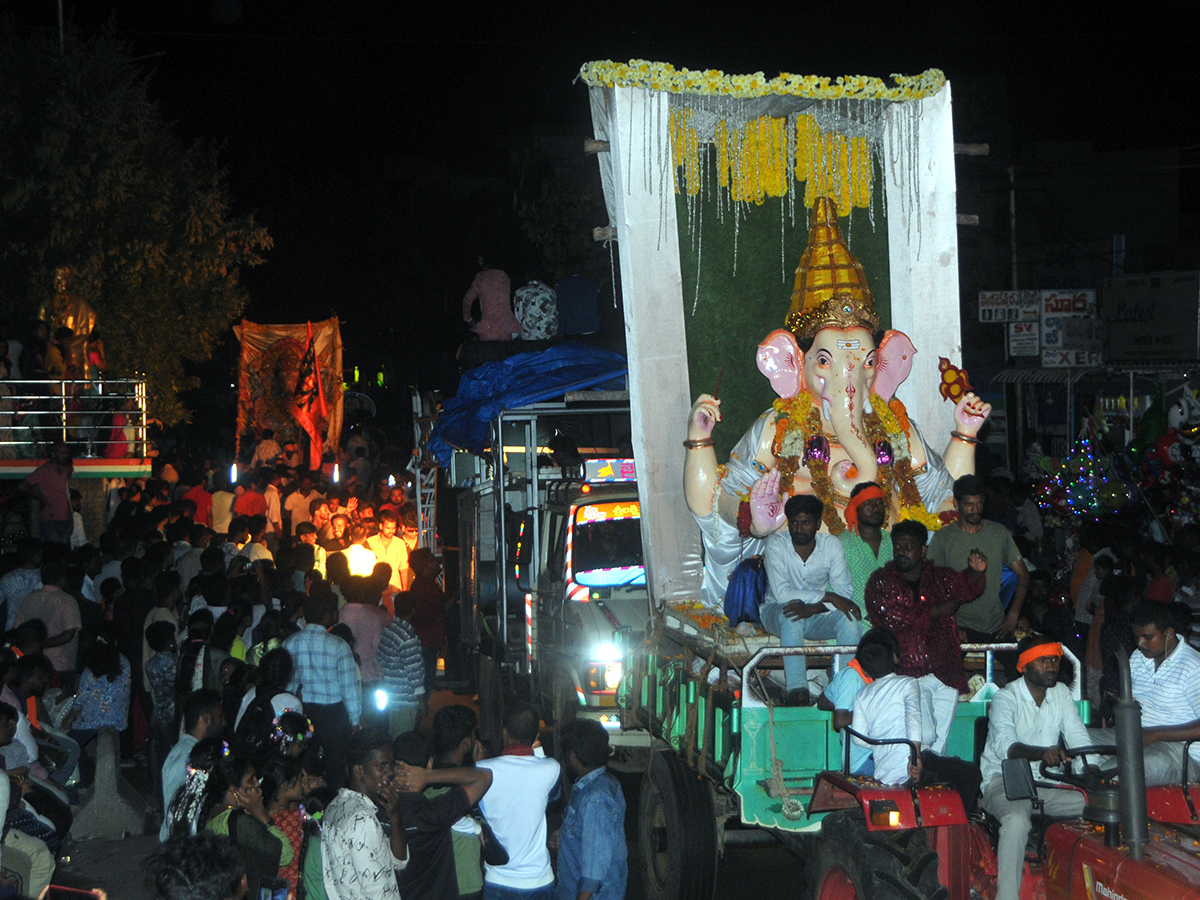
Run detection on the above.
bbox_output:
[738,642,1082,706]
[0,378,148,457]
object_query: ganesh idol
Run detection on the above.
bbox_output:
[684,197,991,605]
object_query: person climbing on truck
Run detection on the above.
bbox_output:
[865,519,987,754]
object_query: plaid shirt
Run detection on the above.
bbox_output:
[283,624,362,723]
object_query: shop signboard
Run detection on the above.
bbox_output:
[979,290,1039,323]
[1040,289,1099,367]
[1007,321,1040,357]
[1102,271,1200,363]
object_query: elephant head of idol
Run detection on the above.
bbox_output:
[755,198,918,497]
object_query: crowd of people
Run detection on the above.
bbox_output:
[0,436,629,900]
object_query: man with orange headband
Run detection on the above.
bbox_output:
[838,482,893,618]
[980,634,1090,900]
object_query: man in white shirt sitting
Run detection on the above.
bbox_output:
[1090,600,1200,786]
[818,626,901,777]
[760,494,856,706]
[851,634,981,810]
[980,634,1091,900]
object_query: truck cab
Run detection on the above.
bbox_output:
[535,460,647,737]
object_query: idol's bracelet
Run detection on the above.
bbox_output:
[683,437,715,449]
[951,431,980,445]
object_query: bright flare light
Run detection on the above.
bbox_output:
[230,463,238,484]
[332,464,340,483]
[346,543,377,577]
[592,642,622,662]
[374,689,389,711]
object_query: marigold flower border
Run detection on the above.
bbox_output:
[579,59,945,102]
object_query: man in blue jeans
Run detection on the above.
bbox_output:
[761,494,858,705]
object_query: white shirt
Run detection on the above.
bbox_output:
[851,673,925,785]
[764,530,853,609]
[323,788,406,900]
[477,754,561,888]
[980,678,1091,786]
[1132,637,1200,731]
[264,483,282,533]
[285,489,323,528]
[246,542,274,564]
[366,534,408,591]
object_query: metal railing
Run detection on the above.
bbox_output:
[0,378,148,458]
[737,642,1074,708]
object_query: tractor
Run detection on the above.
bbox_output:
[805,647,1200,899]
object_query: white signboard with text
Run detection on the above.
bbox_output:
[1007,321,1040,357]
[1040,289,1099,367]
[979,290,1040,323]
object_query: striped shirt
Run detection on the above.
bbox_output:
[283,624,362,723]
[1132,637,1200,730]
[377,619,426,706]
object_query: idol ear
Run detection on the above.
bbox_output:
[874,329,918,402]
[757,329,804,399]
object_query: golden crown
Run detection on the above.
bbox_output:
[785,197,878,339]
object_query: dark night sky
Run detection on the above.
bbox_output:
[4,0,1198,390]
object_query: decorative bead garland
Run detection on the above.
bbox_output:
[769,391,941,534]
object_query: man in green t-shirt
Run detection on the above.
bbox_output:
[928,474,1028,639]
[838,482,893,616]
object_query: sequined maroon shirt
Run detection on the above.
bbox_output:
[865,560,985,692]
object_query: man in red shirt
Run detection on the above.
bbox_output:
[232,473,268,518]
[22,442,73,545]
[866,520,988,692]
[181,470,213,529]
[866,519,987,753]
[407,549,446,698]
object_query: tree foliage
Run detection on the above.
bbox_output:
[0,23,272,425]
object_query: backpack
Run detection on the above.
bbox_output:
[232,689,280,759]
[724,555,768,626]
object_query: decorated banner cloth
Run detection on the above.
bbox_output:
[234,318,344,467]
[428,344,627,467]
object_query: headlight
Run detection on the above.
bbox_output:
[604,663,623,690]
[585,662,623,693]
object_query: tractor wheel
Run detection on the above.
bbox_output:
[637,748,719,900]
[806,810,946,900]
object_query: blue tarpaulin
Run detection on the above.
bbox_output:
[428,344,628,466]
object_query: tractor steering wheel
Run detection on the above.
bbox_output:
[1039,744,1119,792]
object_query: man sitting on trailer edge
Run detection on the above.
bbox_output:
[980,634,1090,900]
[849,631,981,811]
[760,494,857,706]
[818,626,902,777]
[1090,600,1200,786]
